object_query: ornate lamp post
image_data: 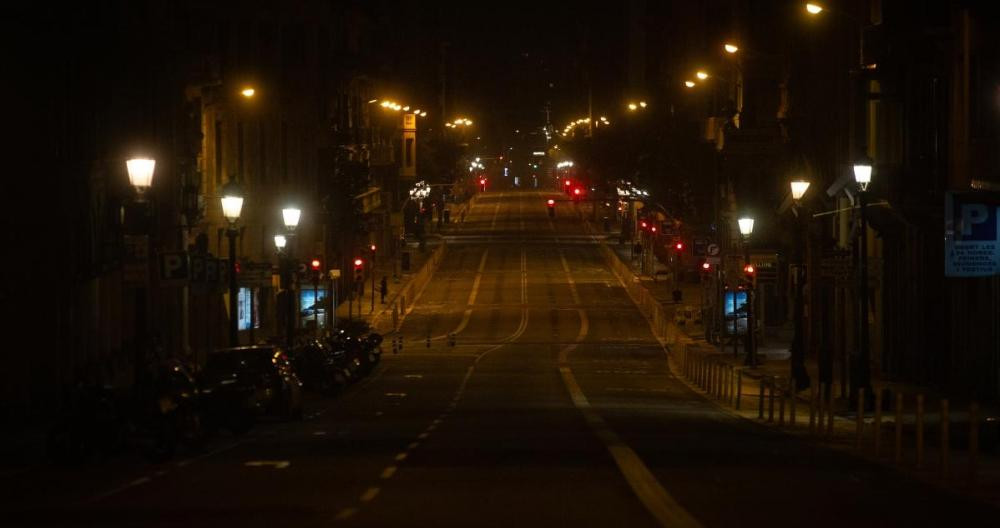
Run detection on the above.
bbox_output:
[281,206,300,348]
[738,216,757,367]
[126,158,155,381]
[220,181,244,346]
[853,159,873,400]
[789,180,812,390]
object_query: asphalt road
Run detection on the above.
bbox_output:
[7,190,997,527]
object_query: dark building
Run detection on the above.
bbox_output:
[3,0,417,419]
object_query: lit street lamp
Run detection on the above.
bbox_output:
[738,216,757,367]
[220,181,244,346]
[125,157,155,382]
[853,159,873,401]
[789,179,812,391]
[280,206,300,348]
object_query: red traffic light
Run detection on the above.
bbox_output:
[354,258,363,268]
[573,188,582,196]
[310,258,321,271]
[564,179,571,187]
[547,199,555,207]
[701,261,712,271]
[370,244,377,252]
[650,226,657,233]
[640,220,648,229]
[675,242,684,251]
[744,264,755,275]
[479,178,487,185]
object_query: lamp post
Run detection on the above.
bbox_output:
[220,181,244,347]
[369,244,377,313]
[281,206,300,349]
[853,160,873,399]
[790,180,813,390]
[738,216,756,367]
[126,158,155,382]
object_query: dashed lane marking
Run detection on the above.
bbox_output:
[360,487,380,502]
[395,452,408,461]
[335,508,359,521]
[381,466,398,479]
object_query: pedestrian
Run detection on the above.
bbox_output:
[380,276,388,304]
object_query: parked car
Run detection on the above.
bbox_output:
[290,339,355,394]
[202,346,303,421]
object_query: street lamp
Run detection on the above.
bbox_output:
[789,179,812,391]
[125,157,155,383]
[281,206,300,348]
[806,3,824,15]
[738,216,757,367]
[696,70,709,80]
[853,159,873,399]
[126,158,156,201]
[273,234,287,250]
[724,43,739,54]
[220,181,244,347]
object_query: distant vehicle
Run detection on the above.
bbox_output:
[202,346,303,421]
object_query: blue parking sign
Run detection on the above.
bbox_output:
[945,192,1000,277]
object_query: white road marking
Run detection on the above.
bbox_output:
[407,441,420,450]
[335,507,359,521]
[418,432,430,440]
[404,374,424,379]
[360,487,380,502]
[381,466,398,479]
[556,248,701,528]
[245,460,291,469]
[313,431,328,436]
[425,424,437,432]
[560,367,701,528]
[385,392,408,397]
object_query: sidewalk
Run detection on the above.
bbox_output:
[599,220,1000,508]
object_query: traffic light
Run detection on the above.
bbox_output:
[310,258,321,271]
[701,261,712,272]
[640,220,648,230]
[479,178,487,192]
[675,241,684,251]
[547,198,555,218]
[354,258,364,282]
[744,263,756,279]
[370,244,377,253]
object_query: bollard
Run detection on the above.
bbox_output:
[789,378,797,428]
[809,385,817,433]
[916,394,925,469]
[855,388,865,450]
[874,388,883,456]
[778,381,786,426]
[735,369,743,410]
[767,378,775,423]
[758,379,766,419]
[894,392,904,466]
[941,399,950,478]
[817,384,826,436]
[969,402,979,486]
